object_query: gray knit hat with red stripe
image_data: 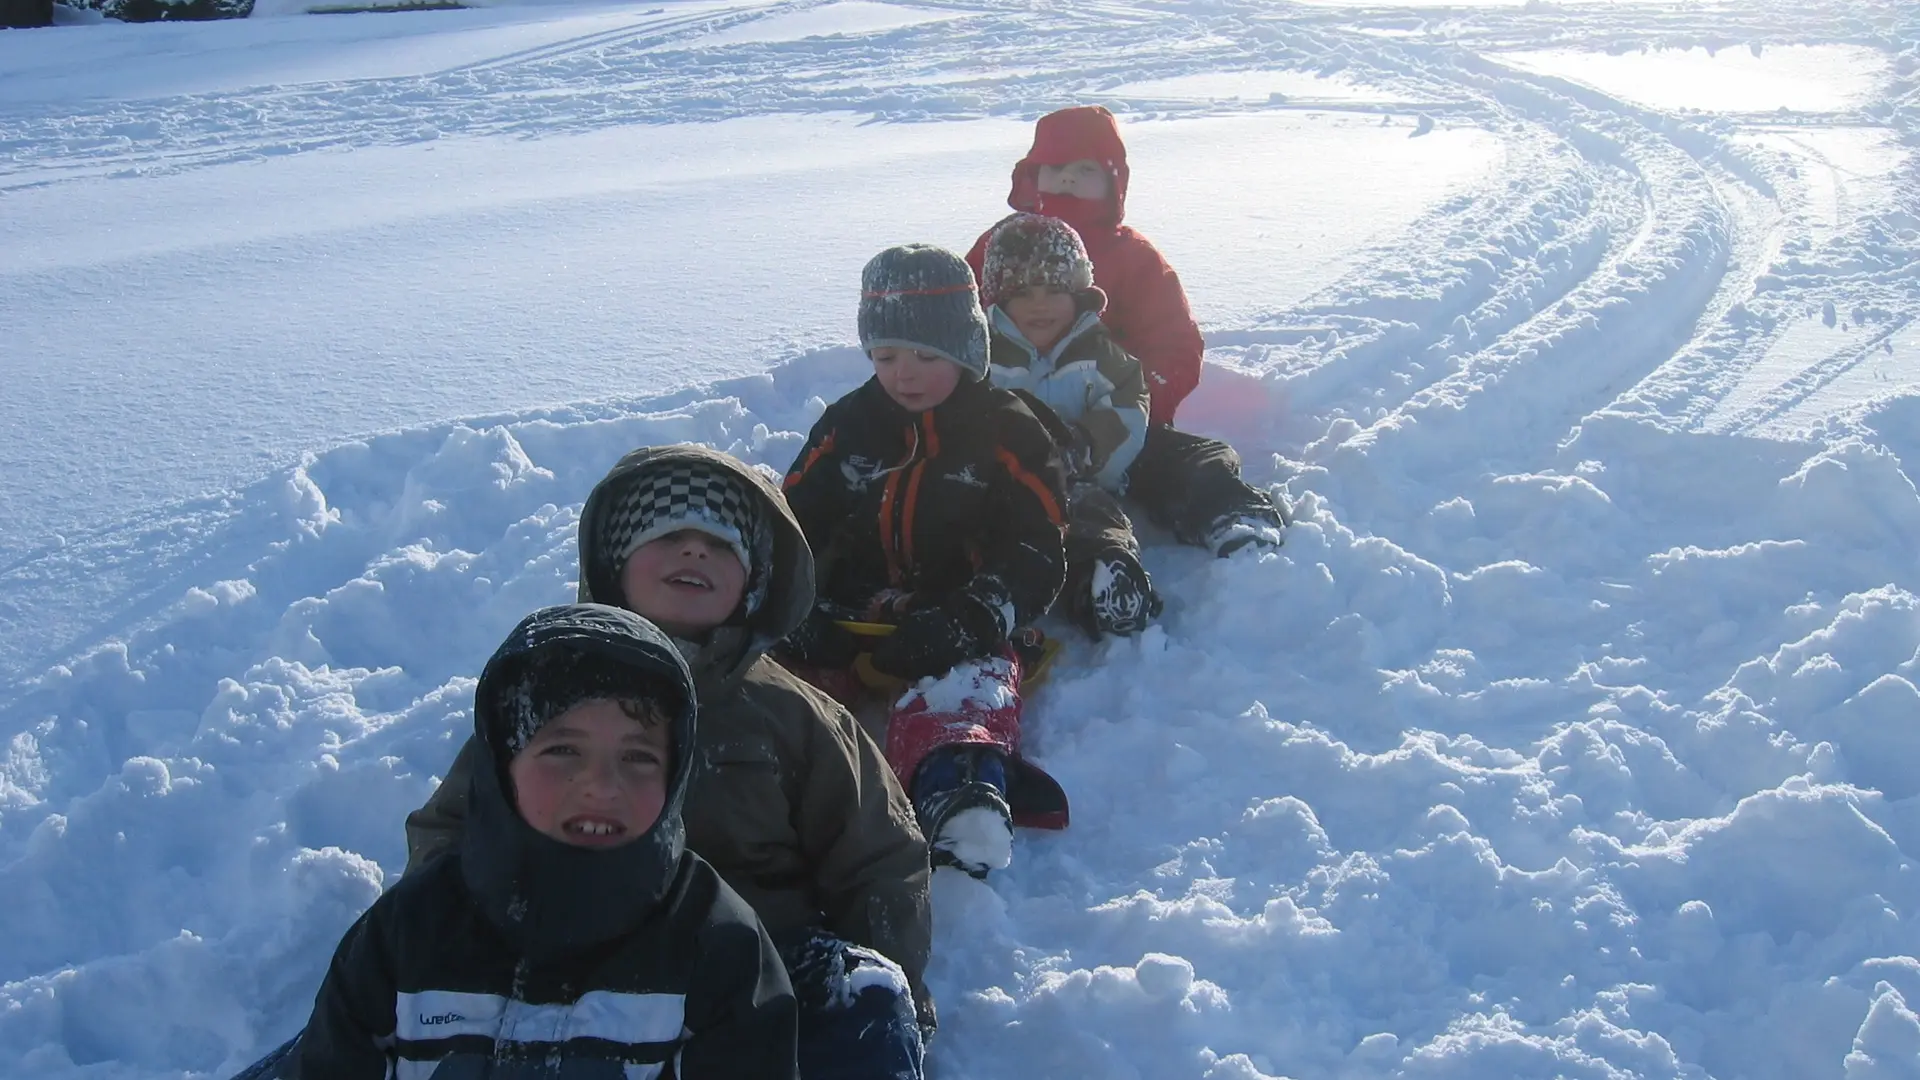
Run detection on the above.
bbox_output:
[980,213,1104,311]
[857,244,989,381]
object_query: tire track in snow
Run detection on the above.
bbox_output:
[437,3,786,74]
[0,1,837,187]
[0,1,1476,189]
[1233,130,1624,432]
[1307,57,1740,521]
[1501,32,1912,443]
[1710,315,1914,435]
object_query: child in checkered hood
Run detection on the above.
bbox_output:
[779,244,1071,881]
[403,445,935,1079]
[966,108,1291,574]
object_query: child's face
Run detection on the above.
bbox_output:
[509,698,672,848]
[1036,159,1111,200]
[620,529,748,637]
[871,347,962,412]
[1001,286,1079,352]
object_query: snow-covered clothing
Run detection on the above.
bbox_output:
[781,375,1068,668]
[780,371,1069,856]
[858,244,990,381]
[493,642,682,756]
[780,931,925,1080]
[300,604,798,1080]
[405,445,935,1033]
[1059,483,1161,637]
[1129,425,1288,556]
[964,105,1205,426]
[988,307,1148,494]
[784,647,1062,878]
[910,743,1014,878]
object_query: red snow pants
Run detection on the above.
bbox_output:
[785,647,1068,830]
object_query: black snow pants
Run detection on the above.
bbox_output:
[1056,425,1287,629]
[1063,425,1285,561]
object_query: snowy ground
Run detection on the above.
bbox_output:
[2,0,1918,1078]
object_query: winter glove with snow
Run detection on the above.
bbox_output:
[1060,422,1099,481]
[869,596,1003,681]
[782,608,863,670]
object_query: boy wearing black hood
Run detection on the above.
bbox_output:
[296,603,797,1078]
[404,445,934,1079]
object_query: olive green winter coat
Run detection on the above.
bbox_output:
[402,443,934,1022]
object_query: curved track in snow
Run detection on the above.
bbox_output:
[3,2,1919,1078]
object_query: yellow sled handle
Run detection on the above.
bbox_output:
[834,620,1065,694]
[832,620,906,691]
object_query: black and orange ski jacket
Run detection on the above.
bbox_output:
[783,376,1068,647]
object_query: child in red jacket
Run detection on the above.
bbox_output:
[966,106,1289,558]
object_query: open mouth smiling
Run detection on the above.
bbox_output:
[563,816,629,844]
[664,572,713,590]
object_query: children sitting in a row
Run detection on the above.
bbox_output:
[407,446,934,1075]
[289,105,1287,1080]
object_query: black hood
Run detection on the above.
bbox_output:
[460,603,698,964]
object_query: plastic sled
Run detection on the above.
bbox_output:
[1007,752,1069,831]
[835,620,1065,694]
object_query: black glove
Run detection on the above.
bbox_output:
[781,609,862,670]
[869,597,1002,680]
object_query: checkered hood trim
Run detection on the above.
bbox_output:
[597,462,773,620]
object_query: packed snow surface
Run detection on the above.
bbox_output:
[3,0,1919,1078]
[1498,44,1889,114]
[0,109,1494,592]
[1110,69,1420,105]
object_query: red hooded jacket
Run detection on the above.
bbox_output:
[966,106,1205,427]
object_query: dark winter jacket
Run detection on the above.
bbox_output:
[988,305,1149,493]
[965,105,1206,427]
[783,376,1069,643]
[404,445,935,1022]
[300,604,798,1079]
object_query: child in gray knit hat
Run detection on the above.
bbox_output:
[779,244,1072,882]
[855,243,991,412]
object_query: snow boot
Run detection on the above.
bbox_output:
[1074,548,1161,637]
[1206,498,1291,558]
[912,746,1013,879]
